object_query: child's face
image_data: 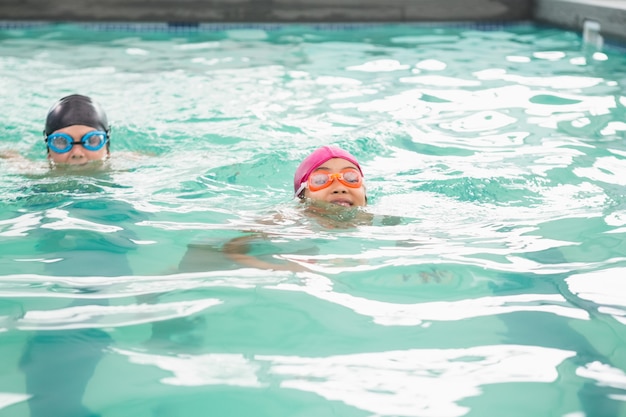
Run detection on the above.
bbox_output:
[47,124,109,166]
[303,157,367,207]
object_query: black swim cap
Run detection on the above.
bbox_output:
[44,94,109,136]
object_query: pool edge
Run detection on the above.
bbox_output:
[0,0,625,43]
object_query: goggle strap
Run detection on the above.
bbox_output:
[294,182,307,198]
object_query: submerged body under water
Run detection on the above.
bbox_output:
[0,22,626,417]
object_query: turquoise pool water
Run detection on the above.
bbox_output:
[1,22,626,417]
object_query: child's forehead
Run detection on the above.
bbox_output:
[55,124,100,135]
[314,158,357,171]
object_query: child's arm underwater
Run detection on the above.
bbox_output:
[0,150,48,174]
[223,234,310,273]
[0,150,21,159]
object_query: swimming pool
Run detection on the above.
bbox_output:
[1,22,626,417]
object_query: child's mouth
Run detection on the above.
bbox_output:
[330,199,352,207]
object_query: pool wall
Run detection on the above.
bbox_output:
[0,0,625,43]
[0,0,531,22]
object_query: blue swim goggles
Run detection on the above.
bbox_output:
[45,131,109,154]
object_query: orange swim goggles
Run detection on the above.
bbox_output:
[296,168,363,196]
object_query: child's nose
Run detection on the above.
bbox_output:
[68,145,87,158]
[330,181,349,193]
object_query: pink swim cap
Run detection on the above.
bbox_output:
[293,146,363,195]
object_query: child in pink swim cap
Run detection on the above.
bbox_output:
[179,146,368,274]
[293,146,367,207]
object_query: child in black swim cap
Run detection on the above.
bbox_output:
[43,94,111,166]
